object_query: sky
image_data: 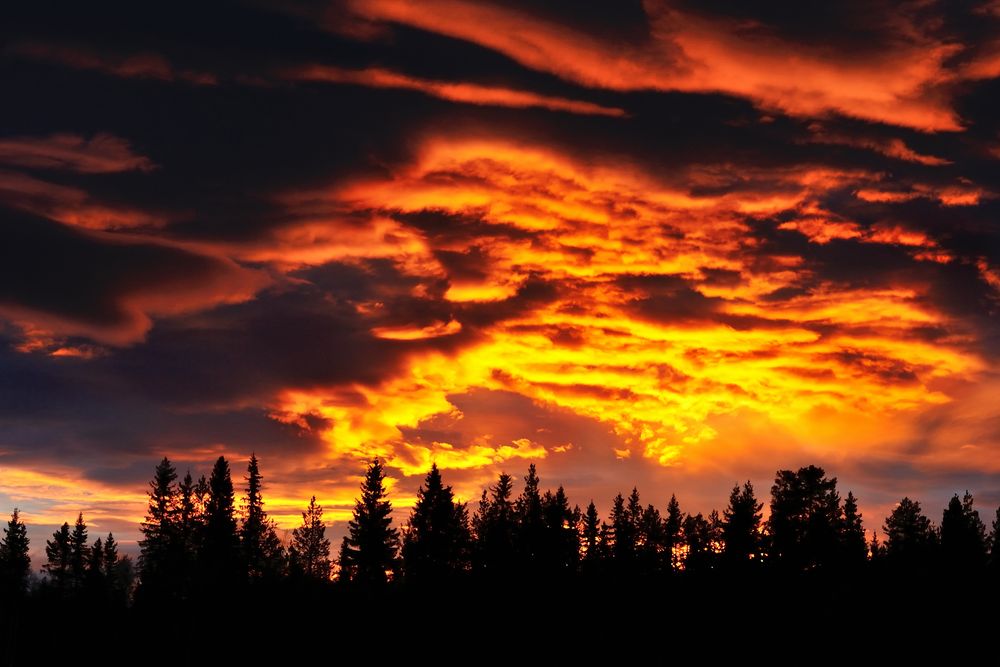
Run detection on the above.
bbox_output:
[2,0,1000,561]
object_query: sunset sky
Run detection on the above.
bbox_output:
[3,0,1000,560]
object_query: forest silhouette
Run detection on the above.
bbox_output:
[2,454,999,657]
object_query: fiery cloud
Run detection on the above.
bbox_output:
[289,65,626,117]
[2,0,1000,554]
[344,0,975,130]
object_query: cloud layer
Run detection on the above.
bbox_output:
[2,0,1000,559]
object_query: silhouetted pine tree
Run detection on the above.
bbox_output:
[68,513,89,590]
[581,501,602,573]
[839,491,867,568]
[86,538,105,594]
[200,456,241,589]
[240,454,285,581]
[609,491,638,573]
[103,533,118,578]
[515,464,545,570]
[402,464,471,582]
[291,496,332,580]
[664,495,683,574]
[0,508,31,597]
[767,466,842,571]
[990,506,1000,573]
[44,522,71,591]
[869,530,883,563]
[683,512,716,573]
[636,503,664,576]
[138,457,179,594]
[940,491,987,572]
[472,473,516,577]
[541,486,579,575]
[337,536,355,583]
[884,497,937,571]
[177,472,202,562]
[722,481,763,571]
[342,458,400,585]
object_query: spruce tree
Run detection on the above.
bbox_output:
[722,481,763,570]
[883,497,937,570]
[581,501,602,568]
[177,471,201,562]
[69,513,90,589]
[940,491,987,571]
[767,465,842,571]
[44,522,72,590]
[664,494,683,573]
[86,538,105,592]
[541,486,579,574]
[103,533,119,577]
[636,504,664,576]
[0,508,31,596]
[342,458,400,585]
[608,492,638,575]
[683,512,715,573]
[990,506,1000,572]
[139,457,179,589]
[402,464,471,582]
[515,464,545,569]
[201,455,241,587]
[839,491,867,568]
[240,454,285,580]
[869,530,883,563]
[337,536,355,583]
[291,496,332,580]
[472,473,516,576]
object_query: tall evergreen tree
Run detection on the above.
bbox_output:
[883,497,938,570]
[581,501,602,569]
[636,504,664,576]
[69,513,90,589]
[337,536,355,583]
[869,530,883,563]
[839,491,867,568]
[44,522,72,590]
[515,463,545,569]
[664,495,684,574]
[609,492,637,571]
[402,464,471,582]
[541,486,579,575]
[291,496,332,580]
[86,538,105,592]
[240,454,285,580]
[683,512,716,573]
[0,508,31,597]
[103,533,119,578]
[722,481,763,570]
[342,458,400,585]
[176,471,201,562]
[990,506,1000,572]
[767,465,842,571]
[940,491,987,572]
[138,457,179,589]
[200,455,241,586]
[472,473,516,576]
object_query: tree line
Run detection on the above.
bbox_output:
[3,455,1000,606]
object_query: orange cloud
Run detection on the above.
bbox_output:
[290,64,626,116]
[0,133,155,173]
[345,0,966,130]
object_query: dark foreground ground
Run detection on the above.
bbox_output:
[3,574,997,664]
